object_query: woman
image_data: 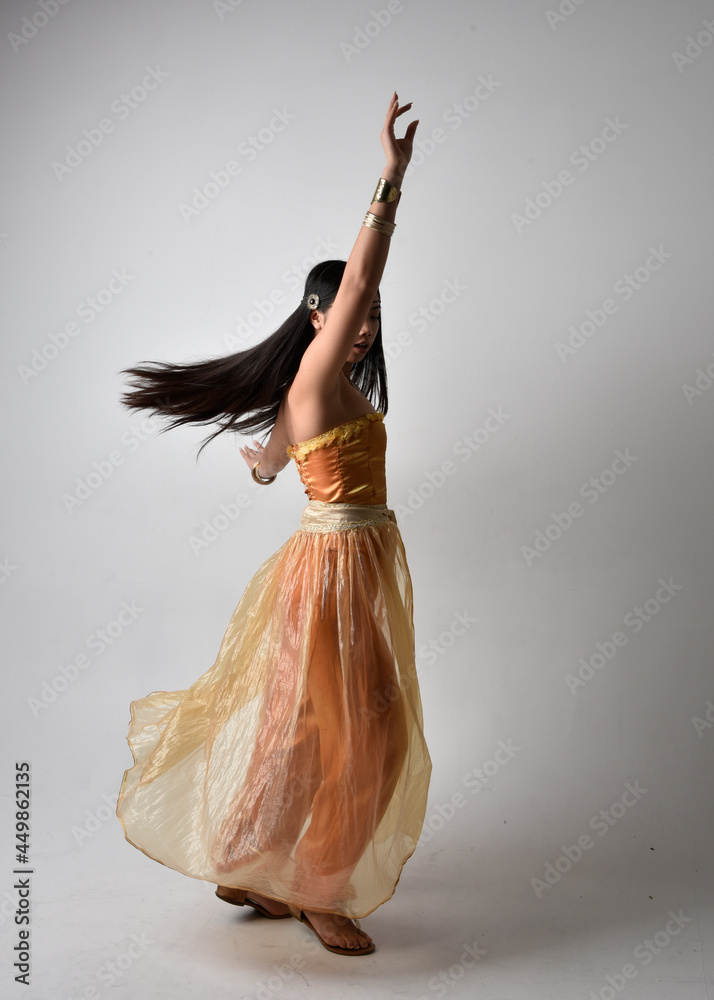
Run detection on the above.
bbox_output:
[116,92,432,956]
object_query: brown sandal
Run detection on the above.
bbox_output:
[215,886,292,919]
[286,903,376,955]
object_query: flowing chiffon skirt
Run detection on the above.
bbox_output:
[116,500,432,919]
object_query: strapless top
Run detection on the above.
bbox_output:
[286,411,386,504]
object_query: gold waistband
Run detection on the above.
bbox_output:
[298,499,396,533]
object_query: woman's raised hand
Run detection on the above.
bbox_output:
[380,91,419,180]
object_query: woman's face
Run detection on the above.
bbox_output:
[310,295,381,365]
[346,295,381,364]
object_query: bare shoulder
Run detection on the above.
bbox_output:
[280,383,330,445]
[282,377,376,444]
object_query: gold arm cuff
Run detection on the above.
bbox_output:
[372,177,401,203]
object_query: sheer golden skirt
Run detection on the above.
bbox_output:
[116,501,432,918]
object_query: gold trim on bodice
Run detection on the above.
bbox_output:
[286,411,384,462]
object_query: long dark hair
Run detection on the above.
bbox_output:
[119,260,388,459]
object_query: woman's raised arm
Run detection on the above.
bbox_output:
[292,91,419,398]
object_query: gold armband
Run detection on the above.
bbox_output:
[372,177,401,203]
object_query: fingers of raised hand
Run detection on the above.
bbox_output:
[383,95,397,128]
[385,91,408,116]
[384,98,415,140]
[393,101,413,119]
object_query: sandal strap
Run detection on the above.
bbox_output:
[284,902,361,926]
[286,902,303,921]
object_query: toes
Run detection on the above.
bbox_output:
[307,913,373,950]
[347,927,370,949]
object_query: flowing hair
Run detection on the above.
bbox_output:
[119,259,388,460]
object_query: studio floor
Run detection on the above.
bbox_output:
[13,831,713,1000]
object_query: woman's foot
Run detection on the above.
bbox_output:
[217,885,290,917]
[302,909,373,951]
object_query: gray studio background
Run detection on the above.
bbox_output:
[2,0,713,997]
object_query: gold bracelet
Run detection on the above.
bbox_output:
[251,461,276,485]
[372,177,401,203]
[363,212,396,237]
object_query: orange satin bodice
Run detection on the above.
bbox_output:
[286,411,387,504]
